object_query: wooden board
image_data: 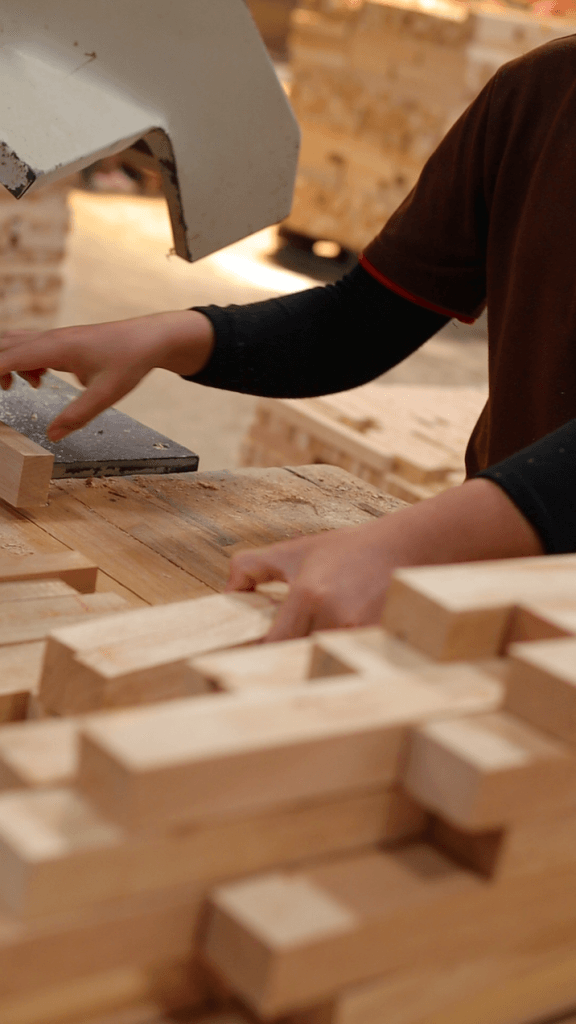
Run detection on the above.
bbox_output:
[403,711,576,830]
[39,592,278,714]
[505,637,576,742]
[76,672,495,831]
[0,785,424,919]
[0,591,128,646]
[0,719,81,791]
[0,551,97,593]
[383,555,576,660]
[0,422,53,508]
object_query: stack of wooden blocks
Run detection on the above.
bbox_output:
[241,384,487,502]
[2,543,576,1024]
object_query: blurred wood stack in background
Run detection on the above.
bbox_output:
[241,384,487,501]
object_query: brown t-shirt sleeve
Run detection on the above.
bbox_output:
[362,73,499,323]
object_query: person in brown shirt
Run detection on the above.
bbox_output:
[0,33,574,637]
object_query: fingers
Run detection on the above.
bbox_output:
[226,550,288,592]
[46,371,127,441]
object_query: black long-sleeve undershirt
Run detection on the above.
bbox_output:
[187,262,576,555]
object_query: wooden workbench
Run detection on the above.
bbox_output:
[0,465,404,606]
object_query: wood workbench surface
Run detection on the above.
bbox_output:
[0,465,404,606]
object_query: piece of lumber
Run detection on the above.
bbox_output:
[39,592,278,714]
[383,554,576,660]
[0,422,53,508]
[76,672,495,831]
[188,638,316,692]
[0,591,128,646]
[0,643,46,723]
[0,550,98,593]
[506,599,576,644]
[0,881,204,1002]
[0,965,159,1024]
[0,719,80,791]
[0,579,75,603]
[330,944,576,1024]
[0,785,424,918]
[310,627,433,680]
[505,637,576,742]
[403,711,576,830]
[203,845,484,1016]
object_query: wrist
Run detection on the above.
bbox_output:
[154,309,216,377]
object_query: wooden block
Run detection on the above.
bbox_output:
[310,627,432,680]
[0,965,161,1024]
[0,591,128,646]
[189,638,316,692]
[505,637,576,743]
[506,599,576,644]
[203,845,483,1016]
[403,711,576,830]
[0,551,98,593]
[77,671,493,831]
[0,719,80,791]
[383,554,576,660]
[39,592,277,714]
[0,580,75,603]
[0,882,204,1002]
[0,422,53,508]
[0,784,424,919]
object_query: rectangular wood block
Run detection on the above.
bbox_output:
[0,422,53,508]
[189,637,316,692]
[403,711,576,830]
[0,718,80,791]
[0,579,75,603]
[203,845,484,1016]
[0,551,98,593]
[0,785,425,919]
[76,672,488,831]
[0,591,127,646]
[505,637,576,742]
[383,554,576,660]
[39,592,277,714]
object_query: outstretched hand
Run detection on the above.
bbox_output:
[0,309,214,441]
[226,519,398,640]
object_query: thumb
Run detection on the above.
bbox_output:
[46,372,125,441]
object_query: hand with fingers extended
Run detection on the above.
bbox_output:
[0,309,214,442]
[225,478,545,641]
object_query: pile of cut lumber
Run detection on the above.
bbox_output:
[3,547,576,1024]
[240,384,487,502]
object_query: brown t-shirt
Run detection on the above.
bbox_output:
[362,33,576,477]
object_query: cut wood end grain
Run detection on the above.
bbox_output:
[0,421,54,508]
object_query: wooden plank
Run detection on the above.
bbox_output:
[0,423,53,509]
[189,637,316,692]
[0,580,75,602]
[0,882,204,1002]
[403,711,576,830]
[0,719,80,791]
[383,555,576,660]
[39,592,277,714]
[0,551,98,593]
[0,785,424,918]
[311,627,432,680]
[76,672,496,831]
[203,845,483,1016]
[203,840,576,1017]
[0,643,46,712]
[0,592,128,646]
[505,637,576,742]
[0,965,161,1024]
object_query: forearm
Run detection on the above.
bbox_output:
[187,264,450,397]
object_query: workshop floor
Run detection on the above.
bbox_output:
[55,190,488,471]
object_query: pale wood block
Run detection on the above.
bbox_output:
[0,882,204,1002]
[403,711,576,830]
[383,554,576,660]
[0,719,80,791]
[0,642,47,707]
[0,592,128,646]
[310,627,432,680]
[507,599,576,644]
[0,784,424,918]
[189,638,316,692]
[0,964,154,1024]
[39,592,277,714]
[331,945,576,1024]
[77,671,489,831]
[203,845,483,1016]
[505,637,576,743]
[0,580,75,603]
[0,422,53,508]
[0,551,98,593]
